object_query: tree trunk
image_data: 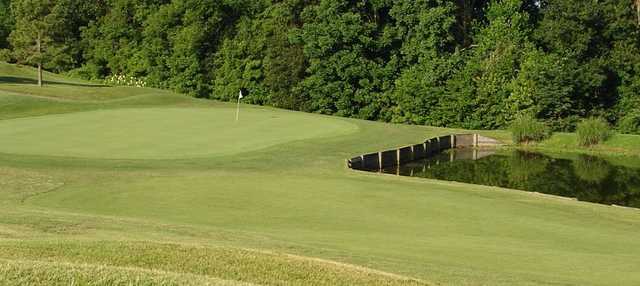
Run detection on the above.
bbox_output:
[37,63,42,87]
[636,0,640,26]
[36,30,42,87]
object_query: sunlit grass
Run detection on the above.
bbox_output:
[2,62,640,285]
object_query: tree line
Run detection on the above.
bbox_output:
[1,0,639,133]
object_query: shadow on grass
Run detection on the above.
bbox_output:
[0,76,109,88]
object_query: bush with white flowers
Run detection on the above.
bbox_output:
[104,74,148,88]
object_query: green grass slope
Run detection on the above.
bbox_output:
[1,62,640,285]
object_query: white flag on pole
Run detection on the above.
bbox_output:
[236,90,242,122]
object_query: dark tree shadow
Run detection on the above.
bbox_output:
[0,76,109,88]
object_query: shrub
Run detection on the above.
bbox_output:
[618,112,640,135]
[0,49,12,62]
[510,113,551,144]
[67,63,104,80]
[104,73,148,88]
[576,117,611,147]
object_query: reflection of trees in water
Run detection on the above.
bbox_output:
[581,167,640,208]
[416,153,511,187]
[568,155,640,208]
[573,155,611,183]
[507,151,574,197]
[399,149,640,208]
[507,151,549,184]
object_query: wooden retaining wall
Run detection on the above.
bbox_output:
[347,134,502,171]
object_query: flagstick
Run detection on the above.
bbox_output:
[235,95,240,122]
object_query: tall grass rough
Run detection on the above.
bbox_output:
[576,117,611,146]
[510,114,551,144]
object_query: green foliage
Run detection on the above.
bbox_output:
[296,0,397,119]
[1,0,640,129]
[618,112,640,135]
[392,55,461,126]
[534,0,635,125]
[509,47,576,130]
[212,0,303,106]
[576,117,612,147]
[9,0,69,69]
[509,113,551,144]
[462,0,533,129]
[390,1,459,125]
[0,48,11,62]
[0,0,14,50]
[610,41,640,129]
[9,0,104,72]
[78,0,168,86]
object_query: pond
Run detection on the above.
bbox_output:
[381,149,640,209]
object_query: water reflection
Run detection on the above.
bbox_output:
[382,149,640,208]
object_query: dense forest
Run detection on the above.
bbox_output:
[1,0,639,133]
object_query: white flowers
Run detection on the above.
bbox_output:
[104,73,148,88]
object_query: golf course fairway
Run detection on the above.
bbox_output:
[2,62,640,286]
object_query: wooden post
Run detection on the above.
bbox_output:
[410,145,415,161]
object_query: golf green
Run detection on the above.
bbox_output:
[0,107,357,159]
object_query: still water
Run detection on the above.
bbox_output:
[382,149,640,208]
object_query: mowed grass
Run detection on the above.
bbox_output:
[1,62,640,285]
[0,107,356,159]
[0,63,141,101]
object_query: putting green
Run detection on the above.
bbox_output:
[0,107,357,159]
